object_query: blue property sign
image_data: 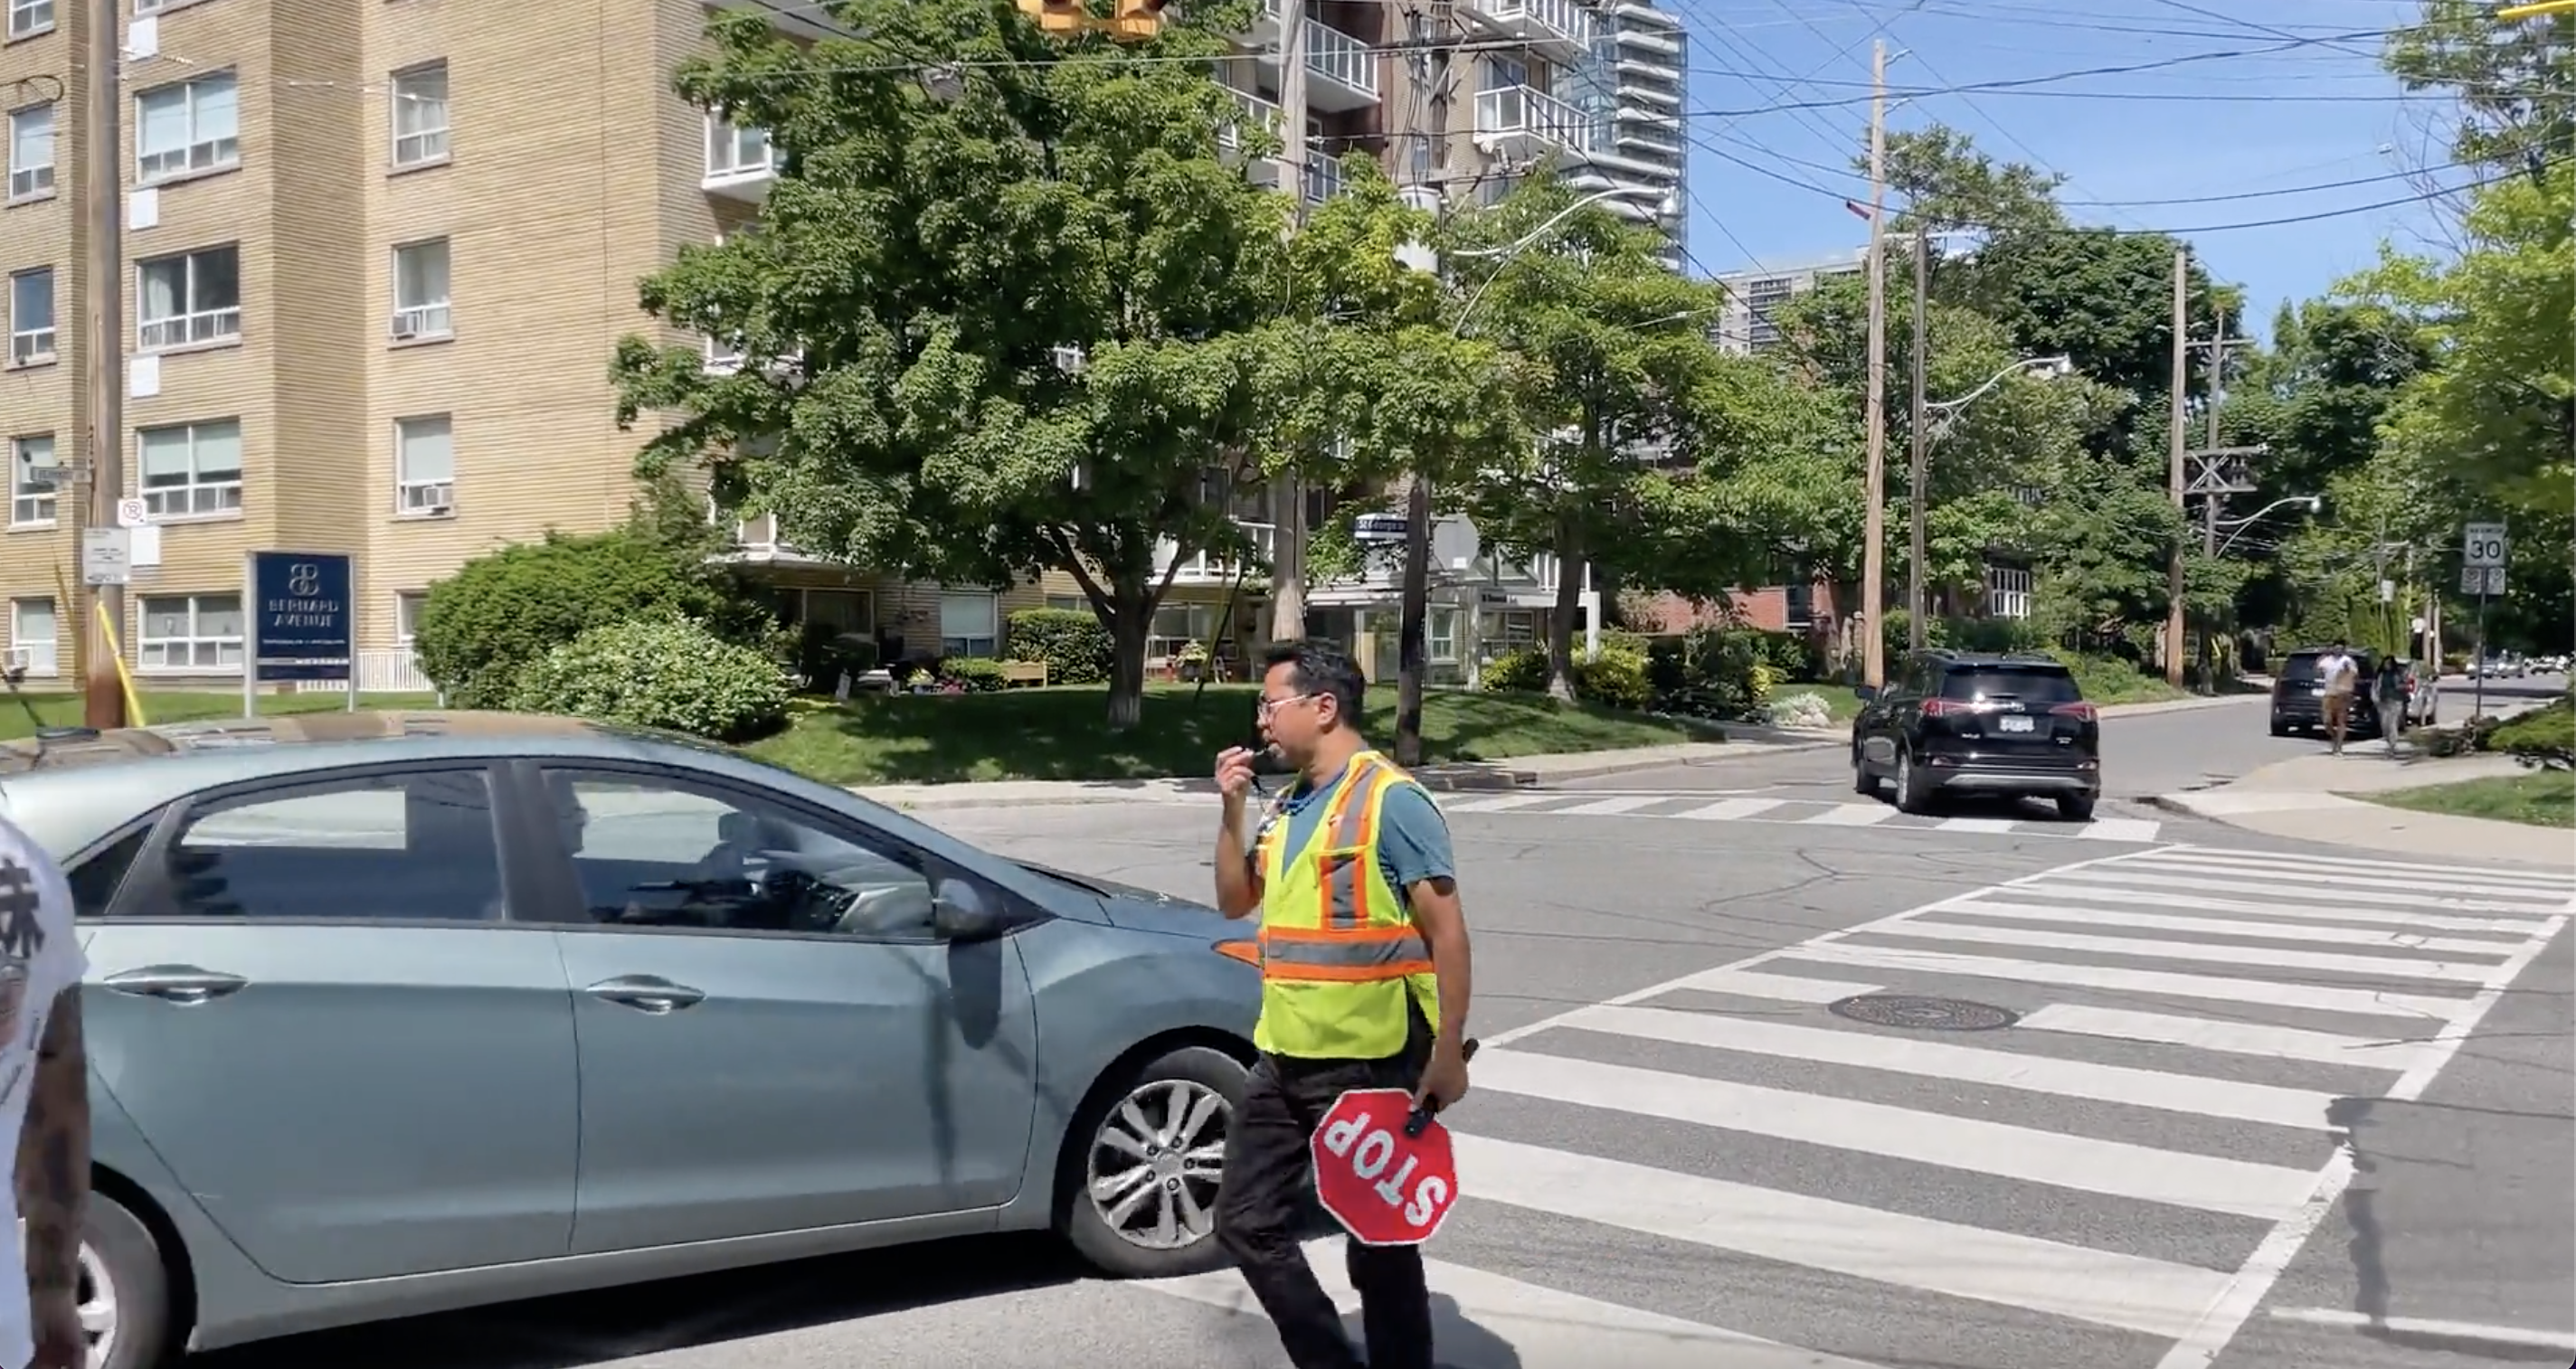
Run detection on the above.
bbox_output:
[245,551,354,684]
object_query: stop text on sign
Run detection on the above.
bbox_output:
[1310,1086,1461,1246]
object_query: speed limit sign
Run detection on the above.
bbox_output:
[2463,522,2509,568]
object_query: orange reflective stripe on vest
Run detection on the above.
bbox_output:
[1255,756,1434,984]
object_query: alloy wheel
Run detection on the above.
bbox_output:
[78,1240,115,1369]
[1086,1079,1232,1251]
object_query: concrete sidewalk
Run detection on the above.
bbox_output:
[2149,749,2575,870]
[854,691,2264,811]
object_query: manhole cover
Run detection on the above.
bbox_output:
[1828,994,2018,1032]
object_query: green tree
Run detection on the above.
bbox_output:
[2384,0,2574,175]
[611,0,1284,729]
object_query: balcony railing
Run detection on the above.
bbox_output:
[1220,89,1282,169]
[1473,85,1594,156]
[1302,154,1345,203]
[290,650,438,695]
[1464,0,1588,51]
[1154,521,1278,582]
[1302,21,1378,101]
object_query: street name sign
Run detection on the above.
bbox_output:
[1311,1087,1461,1246]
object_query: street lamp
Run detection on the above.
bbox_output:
[1447,185,1677,335]
[1904,354,2076,651]
[2212,495,2322,557]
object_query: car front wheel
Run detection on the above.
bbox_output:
[1893,751,1933,815]
[80,1192,171,1369]
[1058,1044,1247,1279]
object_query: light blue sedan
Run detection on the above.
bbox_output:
[0,711,1260,1368]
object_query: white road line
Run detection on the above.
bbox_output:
[1782,942,2471,1021]
[1470,1048,2319,1218]
[2149,910,2574,1369]
[1667,968,1882,1004]
[1977,883,2556,935]
[1139,1237,1890,1369]
[2040,867,2562,914]
[1935,816,2022,835]
[2013,1004,2436,1074]
[2126,858,2576,902]
[1801,805,1896,826]
[1454,1135,2240,1340]
[2075,817,2165,842]
[1673,798,1789,821]
[1548,795,1676,817]
[2261,1308,2576,1354]
[1932,898,2528,956]
[1869,919,2503,983]
[1441,792,1566,813]
[2147,845,2576,888]
[1558,1003,2342,1131]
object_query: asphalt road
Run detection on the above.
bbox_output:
[193,755,2576,1369]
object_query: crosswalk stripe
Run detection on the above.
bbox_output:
[1931,898,2529,956]
[1548,794,1676,817]
[1471,1047,2319,1217]
[1673,797,1787,821]
[2013,1003,2437,1073]
[1439,792,1564,813]
[2148,846,2576,889]
[1557,1002,2343,1131]
[2042,867,2564,915]
[1782,941,2472,1020]
[1801,805,1895,826]
[1935,816,2021,834]
[1670,967,1881,1003]
[1975,883,2555,935]
[1873,919,2504,984]
[2123,858,2576,902]
[1452,1134,2240,1339]
[1136,1236,1889,1369]
[2074,817,2164,842]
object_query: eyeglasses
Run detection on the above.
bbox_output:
[1256,693,1319,718]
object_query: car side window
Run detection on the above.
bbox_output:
[535,769,963,940]
[120,769,505,923]
[67,825,151,920]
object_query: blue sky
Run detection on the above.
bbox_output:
[1669,0,2458,335]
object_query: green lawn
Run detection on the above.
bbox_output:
[747,683,1726,786]
[2364,769,2576,829]
[0,690,443,739]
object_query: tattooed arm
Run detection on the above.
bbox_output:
[17,990,86,1308]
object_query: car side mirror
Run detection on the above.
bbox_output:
[1854,684,1879,703]
[932,878,1004,941]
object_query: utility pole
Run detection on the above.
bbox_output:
[82,0,127,730]
[1859,39,1890,689]
[2182,323,2259,691]
[2199,328,2225,687]
[1264,0,1311,645]
[1906,224,1930,652]
[1390,6,1449,770]
[2163,247,2188,688]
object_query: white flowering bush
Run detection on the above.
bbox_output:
[1762,691,1837,731]
[509,614,791,741]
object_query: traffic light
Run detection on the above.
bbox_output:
[1016,0,1086,34]
[1106,0,1171,39]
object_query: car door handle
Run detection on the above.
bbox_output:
[99,966,248,1006]
[583,975,706,1015]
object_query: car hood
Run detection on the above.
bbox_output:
[1018,861,1250,943]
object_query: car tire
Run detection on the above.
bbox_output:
[2055,794,2097,823]
[1057,1044,1249,1280]
[1893,751,1933,815]
[83,1191,172,1369]
[1852,744,1880,797]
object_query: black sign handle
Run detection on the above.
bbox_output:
[1403,1037,1480,1138]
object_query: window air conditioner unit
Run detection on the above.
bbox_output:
[1,647,27,674]
[391,325,416,341]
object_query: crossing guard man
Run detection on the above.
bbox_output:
[1210,639,1474,1369]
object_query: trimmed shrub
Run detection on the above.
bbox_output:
[1478,646,1550,693]
[508,616,791,741]
[414,526,767,708]
[2488,695,2574,770]
[1573,647,1653,711]
[1642,627,1770,720]
[1005,608,1113,685]
[940,656,1009,693]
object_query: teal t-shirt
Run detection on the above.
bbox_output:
[1251,763,1455,898]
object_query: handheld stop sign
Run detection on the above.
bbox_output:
[1309,1040,1479,1247]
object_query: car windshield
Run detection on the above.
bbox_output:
[1941,666,2079,704]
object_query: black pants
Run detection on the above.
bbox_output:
[1216,1016,1435,1369]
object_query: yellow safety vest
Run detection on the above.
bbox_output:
[1252,751,1441,1060]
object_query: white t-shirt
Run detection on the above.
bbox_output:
[0,816,87,1369]
[2316,652,2358,695]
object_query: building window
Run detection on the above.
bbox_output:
[704,114,773,178]
[7,103,52,201]
[389,61,449,166]
[1985,565,2033,620]
[802,589,872,632]
[10,434,53,525]
[1045,595,1090,616]
[937,590,998,658]
[394,591,426,643]
[394,415,452,514]
[137,245,242,350]
[137,419,242,518]
[1784,580,1814,628]
[1428,606,1459,663]
[5,0,54,39]
[135,73,240,184]
[8,597,53,676]
[1149,600,1214,659]
[138,592,244,672]
[392,238,450,338]
[8,268,52,364]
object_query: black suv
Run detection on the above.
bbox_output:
[1852,650,2102,819]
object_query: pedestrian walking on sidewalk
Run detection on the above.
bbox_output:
[2316,641,2360,755]
[2372,654,2410,757]
[0,815,92,1369]
[1208,639,1475,1369]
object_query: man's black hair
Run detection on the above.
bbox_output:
[1262,638,1367,724]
